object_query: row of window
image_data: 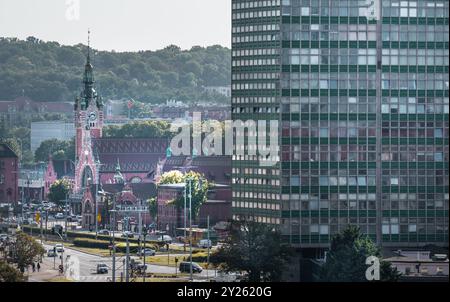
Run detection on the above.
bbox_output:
[232,191,281,199]
[381,128,447,138]
[232,201,281,210]
[232,96,278,104]
[232,72,279,80]
[382,103,449,114]
[232,33,280,44]
[282,29,377,41]
[233,23,280,33]
[232,9,281,20]
[232,0,280,10]
[233,214,281,225]
[232,48,279,57]
[232,58,280,67]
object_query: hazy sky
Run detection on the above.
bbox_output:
[0,0,231,52]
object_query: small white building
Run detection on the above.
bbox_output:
[385,251,449,279]
[203,86,231,97]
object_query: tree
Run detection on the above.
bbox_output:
[158,170,209,217]
[148,197,158,222]
[319,226,401,282]
[34,138,75,162]
[0,260,27,282]
[210,220,293,282]
[47,179,71,207]
[11,232,45,273]
[0,38,230,104]
[103,121,172,138]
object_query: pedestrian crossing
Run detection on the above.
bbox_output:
[77,275,111,282]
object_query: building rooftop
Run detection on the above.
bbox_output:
[0,143,18,158]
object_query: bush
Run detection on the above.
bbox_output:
[73,238,142,253]
[184,252,210,263]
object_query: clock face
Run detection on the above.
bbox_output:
[89,112,97,121]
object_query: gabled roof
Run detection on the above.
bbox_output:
[0,143,18,158]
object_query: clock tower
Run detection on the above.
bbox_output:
[74,31,104,194]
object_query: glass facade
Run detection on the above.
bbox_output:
[231,0,448,247]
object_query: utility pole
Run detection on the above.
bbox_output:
[138,199,143,252]
[45,210,48,241]
[64,194,68,241]
[188,178,193,281]
[184,184,187,252]
[207,215,210,281]
[125,233,130,283]
[143,233,146,283]
[111,194,116,282]
[40,211,43,244]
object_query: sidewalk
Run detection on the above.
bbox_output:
[27,258,61,282]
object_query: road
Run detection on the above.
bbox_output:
[41,244,216,282]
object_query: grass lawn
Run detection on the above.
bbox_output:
[143,255,216,270]
[45,277,73,282]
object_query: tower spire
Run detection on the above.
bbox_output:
[87,29,91,64]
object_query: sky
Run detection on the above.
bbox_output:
[0,0,231,52]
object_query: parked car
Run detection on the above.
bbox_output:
[155,235,172,244]
[47,249,57,257]
[121,231,134,238]
[98,229,110,236]
[198,239,212,249]
[179,262,203,273]
[96,263,108,274]
[0,234,8,242]
[55,213,64,220]
[137,248,156,257]
[54,244,64,253]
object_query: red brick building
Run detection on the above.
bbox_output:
[0,143,19,205]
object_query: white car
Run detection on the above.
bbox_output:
[54,244,64,253]
[55,213,64,220]
[198,239,212,249]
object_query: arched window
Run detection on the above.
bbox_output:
[130,177,142,184]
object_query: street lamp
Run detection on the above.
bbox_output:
[98,187,123,283]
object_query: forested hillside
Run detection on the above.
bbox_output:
[0,37,230,103]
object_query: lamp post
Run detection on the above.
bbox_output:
[187,177,193,281]
[98,188,122,282]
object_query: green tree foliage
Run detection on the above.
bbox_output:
[319,226,401,282]
[158,170,209,217]
[34,138,75,162]
[103,121,172,138]
[47,179,72,206]
[147,197,158,221]
[11,232,45,273]
[0,37,230,103]
[0,260,27,282]
[210,220,293,282]
[0,138,21,159]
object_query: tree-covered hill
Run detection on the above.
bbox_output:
[0,37,230,104]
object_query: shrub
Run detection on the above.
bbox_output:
[184,252,211,263]
[73,238,141,253]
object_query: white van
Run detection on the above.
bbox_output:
[198,239,212,249]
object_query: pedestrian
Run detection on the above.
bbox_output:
[32,262,36,272]
[37,262,41,272]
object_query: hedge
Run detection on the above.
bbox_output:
[183,252,211,263]
[21,225,164,247]
[72,238,159,253]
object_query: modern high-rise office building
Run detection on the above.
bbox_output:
[231,0,448,250]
